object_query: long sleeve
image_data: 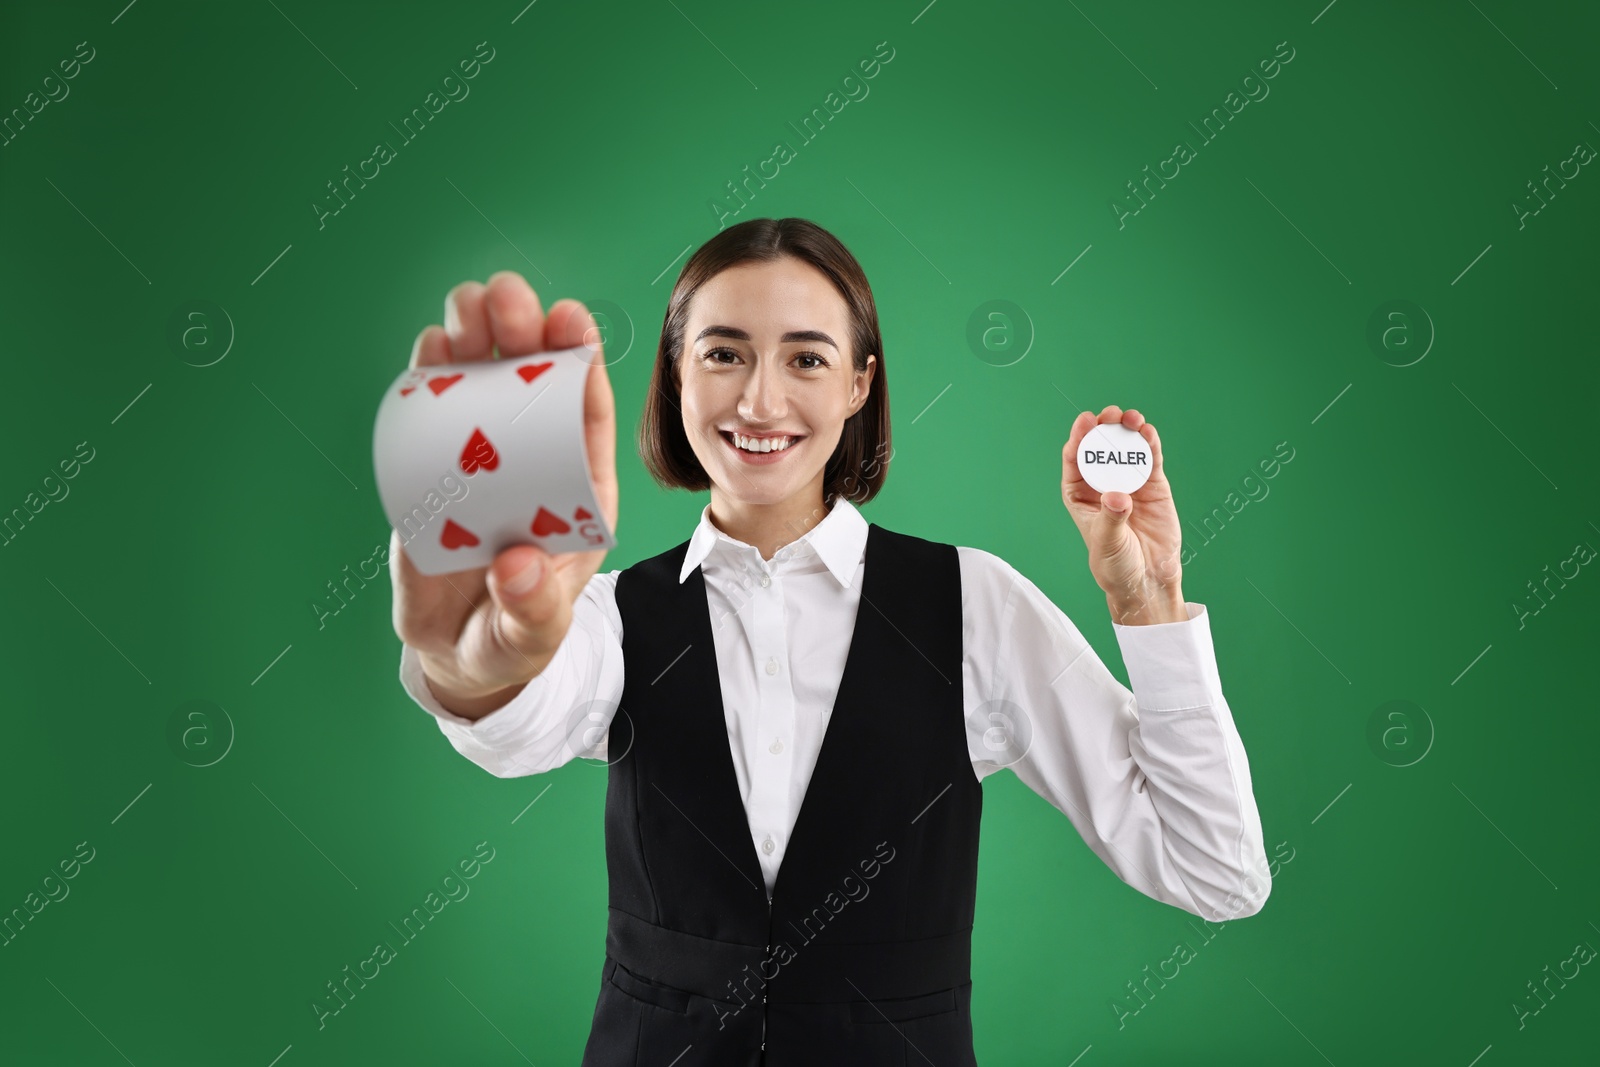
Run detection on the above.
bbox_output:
[396,570,626,778]
[959,547,1270,922]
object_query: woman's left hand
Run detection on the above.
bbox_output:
[1061,405,1187,624]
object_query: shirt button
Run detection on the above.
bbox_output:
[765,658,779,676]
[769,738,784,754]
[761,837,775,854]
[759,573,771,588]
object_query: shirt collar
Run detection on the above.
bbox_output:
[679,497,867,589]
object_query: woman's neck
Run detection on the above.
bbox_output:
[708,492,832,561]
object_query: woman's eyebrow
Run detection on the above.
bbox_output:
[695,325,839,350]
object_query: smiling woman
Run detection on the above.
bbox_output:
[394,217,1271,1066]
[639,218,888,558]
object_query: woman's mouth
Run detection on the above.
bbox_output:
[720,430,805,464]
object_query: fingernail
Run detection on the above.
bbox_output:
[503,556,544,596]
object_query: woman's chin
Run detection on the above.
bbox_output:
[722,485,793,506]
[715,471,812,505]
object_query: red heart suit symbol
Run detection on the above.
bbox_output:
[460,428,499,475]
[440,519,479,550]
[517,362,554,384]
[530,507,571,537]
[428,373,464,396]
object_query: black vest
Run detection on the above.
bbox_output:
[579,522,983,1066]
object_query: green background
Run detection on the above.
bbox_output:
[3,0,1597,1063]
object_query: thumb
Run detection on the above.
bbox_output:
[486,546,567,659]
[1097,491,1133,540]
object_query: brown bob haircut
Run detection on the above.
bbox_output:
[637,216,891,508]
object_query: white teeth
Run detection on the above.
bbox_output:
[733,433,795,453]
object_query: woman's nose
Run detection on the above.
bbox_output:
[739,364,788,419]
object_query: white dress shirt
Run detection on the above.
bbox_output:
[398,497,1270,921]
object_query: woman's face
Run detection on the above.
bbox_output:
[678,256,875,510]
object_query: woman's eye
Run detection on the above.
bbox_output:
[702,347,829,369]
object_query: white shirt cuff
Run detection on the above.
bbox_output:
[1111,602,1222,711]
[397,642,547,742]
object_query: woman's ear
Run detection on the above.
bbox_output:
[851,354,877,411]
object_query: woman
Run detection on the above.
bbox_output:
[391,217,1270,1064]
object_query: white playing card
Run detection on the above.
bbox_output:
[372,344,615,576]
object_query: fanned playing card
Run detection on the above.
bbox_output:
[372,345,615,576]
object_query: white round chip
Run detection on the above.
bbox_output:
[1077,423,1153,494]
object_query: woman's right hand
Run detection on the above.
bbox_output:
[390,271,619,720]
